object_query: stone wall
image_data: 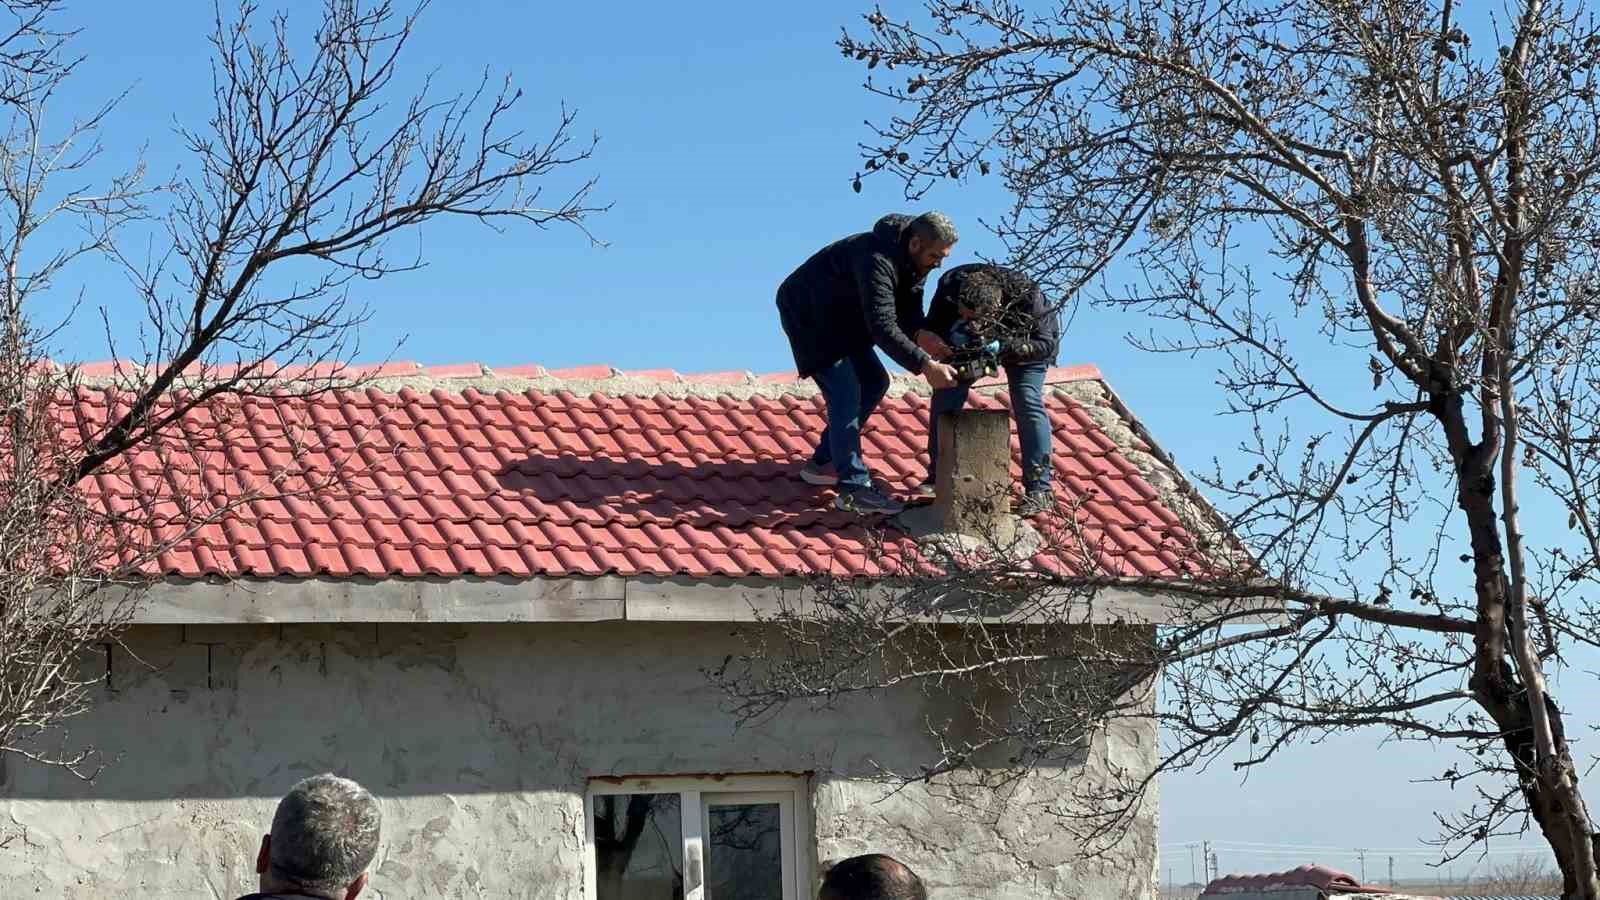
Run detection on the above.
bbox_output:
[0,622,1156,898]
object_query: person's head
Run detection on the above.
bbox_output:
[819,853,927,900]
[954,268,1004,322]
[255,773,381,900]
[903,212,958,276]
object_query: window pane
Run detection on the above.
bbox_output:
[594,793,683,900]
[706,803,784,900]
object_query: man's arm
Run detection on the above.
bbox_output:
[1004,279,1062,364]
[855,251,931,373]
[924,271,961,339]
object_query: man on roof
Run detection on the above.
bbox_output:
[920,262,1062,517]
[777,212,962,515]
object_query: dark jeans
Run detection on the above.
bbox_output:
[927,360,1053,493]
[810,348,890,492]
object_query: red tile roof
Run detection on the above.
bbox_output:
[71,363,1212,581]
[1201,865,1388,896]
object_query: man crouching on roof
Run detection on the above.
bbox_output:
[776,212,961,516]
[919,262,1062,518]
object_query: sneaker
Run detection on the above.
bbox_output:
[835,487,906,515]
[1018,489,1056,518]
[799,462,838,486]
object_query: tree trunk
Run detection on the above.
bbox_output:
[1453,441,1600,898]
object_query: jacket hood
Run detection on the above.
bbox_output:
[872,213,911,245]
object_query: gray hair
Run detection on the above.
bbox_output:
[906,211,958,245]
[269,773,381,895]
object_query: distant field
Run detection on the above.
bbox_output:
[1394,883,1563,897]
[1156,878,1562,899]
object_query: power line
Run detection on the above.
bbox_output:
[1177,839,1548,851]
[1161,839,1551,856]
[1163,839,1350,851]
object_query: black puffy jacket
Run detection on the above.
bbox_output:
[776,214,932,377]
[925,263,1060,366]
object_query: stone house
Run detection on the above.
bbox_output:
[0,361,1214,899]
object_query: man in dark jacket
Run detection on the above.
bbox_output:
[920,262,1062,516]
[777,212,961,515]
[237,773,381,900]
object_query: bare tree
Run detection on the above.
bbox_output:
[1461,854,1565,895]
[715,1,1600,896]
[0,0,601,775]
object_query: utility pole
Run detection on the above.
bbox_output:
[1189,845,1197,885]
[1203,841,1211,882]
[1355,848,1367,883]
[1387,855,1394,887]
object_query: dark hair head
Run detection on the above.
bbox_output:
[955,268,1004,313]
[819,854,927,900]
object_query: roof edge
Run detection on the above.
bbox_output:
[119,573,1195,625]
[1093,378,1244,564]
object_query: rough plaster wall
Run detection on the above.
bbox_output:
[0,623,1156,899]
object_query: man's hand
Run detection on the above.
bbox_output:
[915,329,953,361]
[922,359,959,389]
[1001,340,1035,363]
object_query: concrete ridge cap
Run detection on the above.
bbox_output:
[126,572,1199,625]
[57,359,1107,400]
[367,363,1108,401]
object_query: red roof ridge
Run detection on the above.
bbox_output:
[1201,863,1389,896]
[59,359,1105,399]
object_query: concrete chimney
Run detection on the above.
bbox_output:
[931,408,1016,542]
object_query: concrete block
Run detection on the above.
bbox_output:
[208,642,245,690]
[112,626,208,692]
[68,644,110,692]
[935,409,1016,540]
[281,623,379,652]
[183,623,280,645]
[376,623,465,670]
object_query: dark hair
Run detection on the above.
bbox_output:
[819,854,928,900]
[955,268,1004,313]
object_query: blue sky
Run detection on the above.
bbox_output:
[40,0,1584,883]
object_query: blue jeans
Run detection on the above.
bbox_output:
[810,349,890,492]
[927,361,1053,493]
